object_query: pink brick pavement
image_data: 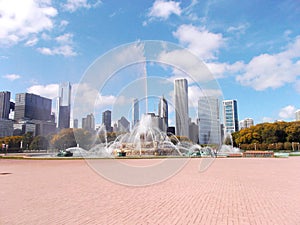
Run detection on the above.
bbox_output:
[1,157,300,224]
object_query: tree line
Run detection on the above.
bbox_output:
[0,128,108,152]
[232,121,300,151]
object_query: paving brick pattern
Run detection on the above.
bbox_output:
[1,158,300,224]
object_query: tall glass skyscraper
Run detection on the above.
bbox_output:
[158,96,168,132]
[198,96,221,145]
[223,100,239,134]
[174,78,189,137]
[57,82,71,129]
[132,98,139,128]
[0,91,11,119]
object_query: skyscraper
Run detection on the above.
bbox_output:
[198,96,221,145]
[102,110,112,132]
[132,98,139,128]
[117,116,130,132]
[82,113,95,131]
[296,110,300,121]
[158,96,168,132]
[239,118,254,130]
[223,100,239,134]
[174,78,189,137]
[14,93,52,121]
[57,82,71,129]
[73,119,78,128]
[0,91,11,119]
[189,121,199,144]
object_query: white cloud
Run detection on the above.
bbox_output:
[173,24,224,60]
[2,74,21,81]
[158,49,214,83]
[55,33,73,44]
[25,37,38,46]
[37,45,77,56]
[72,83,130,120]
[236,36,300,90]
[148,0,182,20]
[227,23,249,35]
[62,0,101,12]
[115,42,146,64]
[27,84,59,99]
[59,20,69,29]
[279,105,296,120]
[37,33,77,56]
[41,33,51,40]
[293,80,300,94]
[206,61,245,79]
[0,0,57,46]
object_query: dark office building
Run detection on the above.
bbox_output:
[14,93,52,121]
[0,91,11,119]
[57,82,71,129]
[58,105,70,128]
[167,126,175,135]
[102,110,112,132]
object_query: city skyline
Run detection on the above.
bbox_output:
[4,85,300,128]
[2,83,300,144]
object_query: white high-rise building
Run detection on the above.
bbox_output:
[223,100,239,134]
[198,96,221,145]
[296,110,300,121]
[239,118,254,130]
[132,98,139,128]
[174,78,189,137]
[57,82,71,129]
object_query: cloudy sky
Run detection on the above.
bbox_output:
[1,0,300,125]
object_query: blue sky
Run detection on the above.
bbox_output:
[1,0,300,126]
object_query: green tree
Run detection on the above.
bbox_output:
[285,122,300,142]
[74,129,94,149]
[283,142,292,151]
[30,136,49,150]
[50,128,76,149]
[22,132,34,150]
[1,136,23,151]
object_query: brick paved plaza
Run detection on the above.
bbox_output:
[1,157,300,224]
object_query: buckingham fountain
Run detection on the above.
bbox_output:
[65,114,218,158]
